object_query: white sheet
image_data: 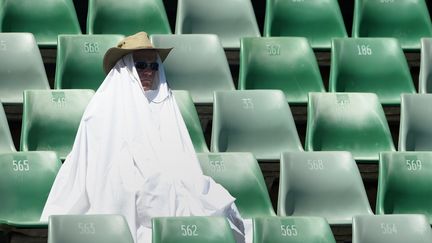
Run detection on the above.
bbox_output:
[40,54,246,243]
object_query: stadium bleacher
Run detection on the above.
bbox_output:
[2,0,432,242]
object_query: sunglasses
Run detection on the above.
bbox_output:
[134,61,159,71]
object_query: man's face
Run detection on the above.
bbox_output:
[133,50,159,91]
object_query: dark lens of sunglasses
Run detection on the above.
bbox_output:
[135,62,159,71]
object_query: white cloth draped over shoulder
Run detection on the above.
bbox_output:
[40,54,246,243]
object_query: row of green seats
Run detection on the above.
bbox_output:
[2,32,429,108]
[2,150,432,242]
[45,214,432,243]
[3,89,432,163]
[2,0,432,49]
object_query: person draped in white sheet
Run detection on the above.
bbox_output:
[40,32,246,243]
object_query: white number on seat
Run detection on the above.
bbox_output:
[357,45,372,56]
[78,222,96,234]
[406,159,422,171]
[280,224,298,236]
[84,42,100,53]
[210,159,225,172]
[242,98,254,109]
[380,0,394,3]
[12,160,30,171]
[181,225,198,236]
[0,40,6,51]
[381,223,397,234]
[266,44,281,56]
[307,159,324,170]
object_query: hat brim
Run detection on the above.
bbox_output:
[103,46,172,74]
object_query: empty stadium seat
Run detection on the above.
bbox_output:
[152,216,236,243]
[352,0,432,50]
[20,90,94,160]
[252,216,336,243]
[48,214,133,243]
[278,151,373,224]
[87,0,171,35]
[211,90,303,161]
[197,152,275,218]
[55,34,125,90]
[0,0,81,47]
[264,0,347,49]
[399,94,432,151]
[419,38,432,93]
[172,90,209,152]
[329,38,415,105]
[0,103,16,152]
[151,34,235,104]
[376,152,432,223]
[352,214,432,243]
[239,37,325,104]
[306,92,395,161]
[0,33,50,105]
[0,151,61,227]
[175,0,261,48]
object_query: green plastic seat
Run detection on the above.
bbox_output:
[151,34,235,104]
[55,34,125,90]
[376,152,432,223]
[48,215,133,243]
[352,214,432,243]
[399,94,432,151]
[152,216,236,243]
[239,37,325,104]
[0,103,16,152]
[0,151,61,228]
[87,0,171,35]
[278,151,373,225]
[306,92,395,161]
[329,38,415,105]
[197,152,275,218]
[211,90,303,161]
[419,38,432,93]
[0,33,50,105]
[20,90,94,160]
[0,0,81,47]
[172,90,209,152]
[264,0,347,49]
[175,0,260,49]
[352,0,432,50]
[253,216,336,243]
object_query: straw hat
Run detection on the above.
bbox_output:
[103,32,172,74]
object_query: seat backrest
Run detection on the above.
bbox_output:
[87,0,171,35]
[0,0,81,47]
[0,151,61,224]
[211,90,303,161]
[48,214,134,243]
[306,92,395,161]
[239,37,325,104]
[151,34,235,104]
[352,0,432,50]
[172,90,209,152]
[330,38,415,105]
[175,0,260,48]
[399,94,432,151]
[352,214,432,243]
[55,34,124,90]
[264,0,347,49]
[253,216,336,243]
[197,152,275,218]
[152,216,236,243]
[20,90,94,160]
[377,152,432,224]
[278,151,373,225]
[0,33,50,104]
[419,38,432,93]
[0,103,16,152]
